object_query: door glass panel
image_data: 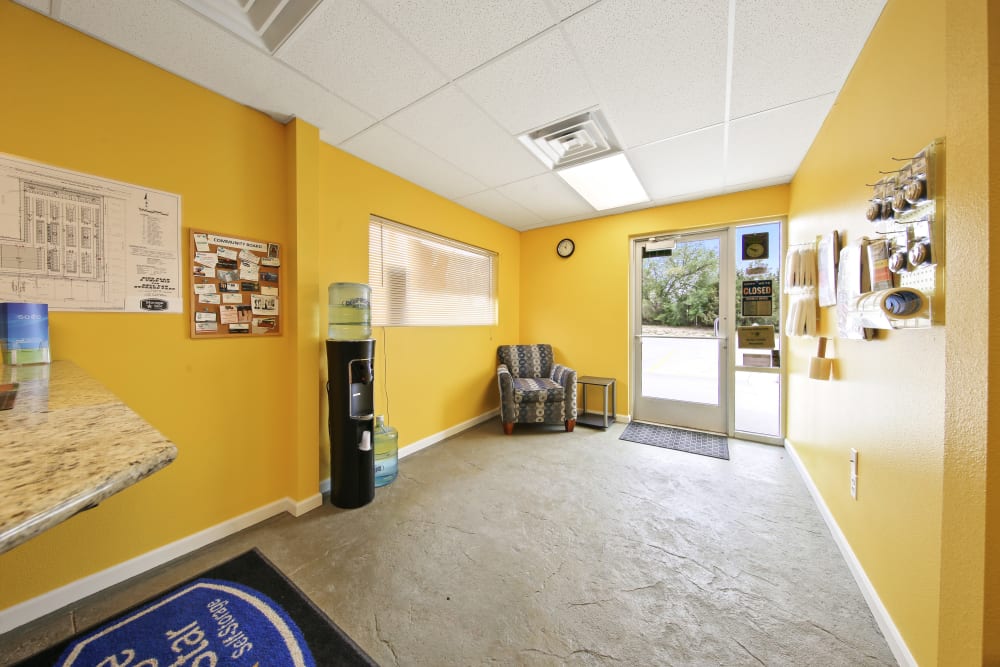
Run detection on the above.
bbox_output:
[734,370,780,435]
[733,222,782,438]
[640,337,719,404]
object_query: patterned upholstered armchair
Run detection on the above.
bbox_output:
[496,344,577,434]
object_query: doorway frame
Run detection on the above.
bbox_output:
[630,227,731,434]
[628,218,787,445]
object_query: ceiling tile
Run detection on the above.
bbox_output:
[456,189,544,230]
[628,126,726,201]
[338,124,486,200]
[457,30,598,135]
[562,0,730,148]
[273,85,373,145]
[546,0,599,21]
[57,0,373,140]
[496,172,593,220]
[725,94,835,187]
[385,86,548,188]
[275,0,446,119]
[730,0,886,118]
[653,185,728,208]
[364,0,555,79]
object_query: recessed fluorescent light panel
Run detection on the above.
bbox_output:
[556,153,650,211]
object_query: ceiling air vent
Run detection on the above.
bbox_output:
[178,0,322,53]
[518,109,621,170]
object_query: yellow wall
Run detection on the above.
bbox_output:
[316,147,520,474]
[787,0,1000,663]
[0,2,294,606]
[520,187,788,411]
[286,120,323,501]
[984,3,1000,656]
[938,0,998,664]
[0,1,519,609]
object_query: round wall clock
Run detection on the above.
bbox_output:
[556,238,575,258]
[745,242,766,259]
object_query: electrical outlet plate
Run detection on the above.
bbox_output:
[850,448,858,499]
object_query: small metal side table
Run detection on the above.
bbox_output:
[576,376,616,429]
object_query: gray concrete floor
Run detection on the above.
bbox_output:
[1,421,896,666]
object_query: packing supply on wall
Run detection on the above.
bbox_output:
[808,337,833,381]
[817,231,839,307]
[836,240,875,340]
[853,287,928,329]
[866,238,893,291]
[785,293,817,337]
[783,244,818,337]
[784,245,817,291]
[850,139,944,332]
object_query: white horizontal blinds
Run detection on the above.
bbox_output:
[368,216,497,326]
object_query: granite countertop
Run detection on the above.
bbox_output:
[0,361,177,555]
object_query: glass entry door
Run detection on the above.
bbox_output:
[633,230,730,433]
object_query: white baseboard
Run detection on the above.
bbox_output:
[400,408,499,458]
[784,438,916,667]
[0,495,319,634]
[289,493,323,517]
[320,409,500,494]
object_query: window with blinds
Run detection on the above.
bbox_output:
[368,216,498,327]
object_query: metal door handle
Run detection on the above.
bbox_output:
[714,317,720,337]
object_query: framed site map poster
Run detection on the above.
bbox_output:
[189,230,281,338]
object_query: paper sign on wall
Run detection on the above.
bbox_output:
[737,325,775,349]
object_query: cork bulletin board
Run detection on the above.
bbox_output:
[189,229,281,338]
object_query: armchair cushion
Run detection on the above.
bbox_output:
[512,377,564,404]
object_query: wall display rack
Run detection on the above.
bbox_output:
[188,229,281,338]
[857,138,945,330]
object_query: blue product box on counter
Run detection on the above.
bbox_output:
[0,303,50,365]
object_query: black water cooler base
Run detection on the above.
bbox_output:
[326,339,375,509]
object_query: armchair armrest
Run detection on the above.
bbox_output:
[496,363,515,422]
[551,364,578,419]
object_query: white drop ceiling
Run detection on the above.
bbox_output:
[17,0,887,231]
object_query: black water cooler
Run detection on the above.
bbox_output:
[326,339,375,509]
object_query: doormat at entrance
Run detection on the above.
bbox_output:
[620,422,730,460]
[14,549,377,667]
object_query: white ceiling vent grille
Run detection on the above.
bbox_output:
[178,0,322,53]
[518,109,621,170]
